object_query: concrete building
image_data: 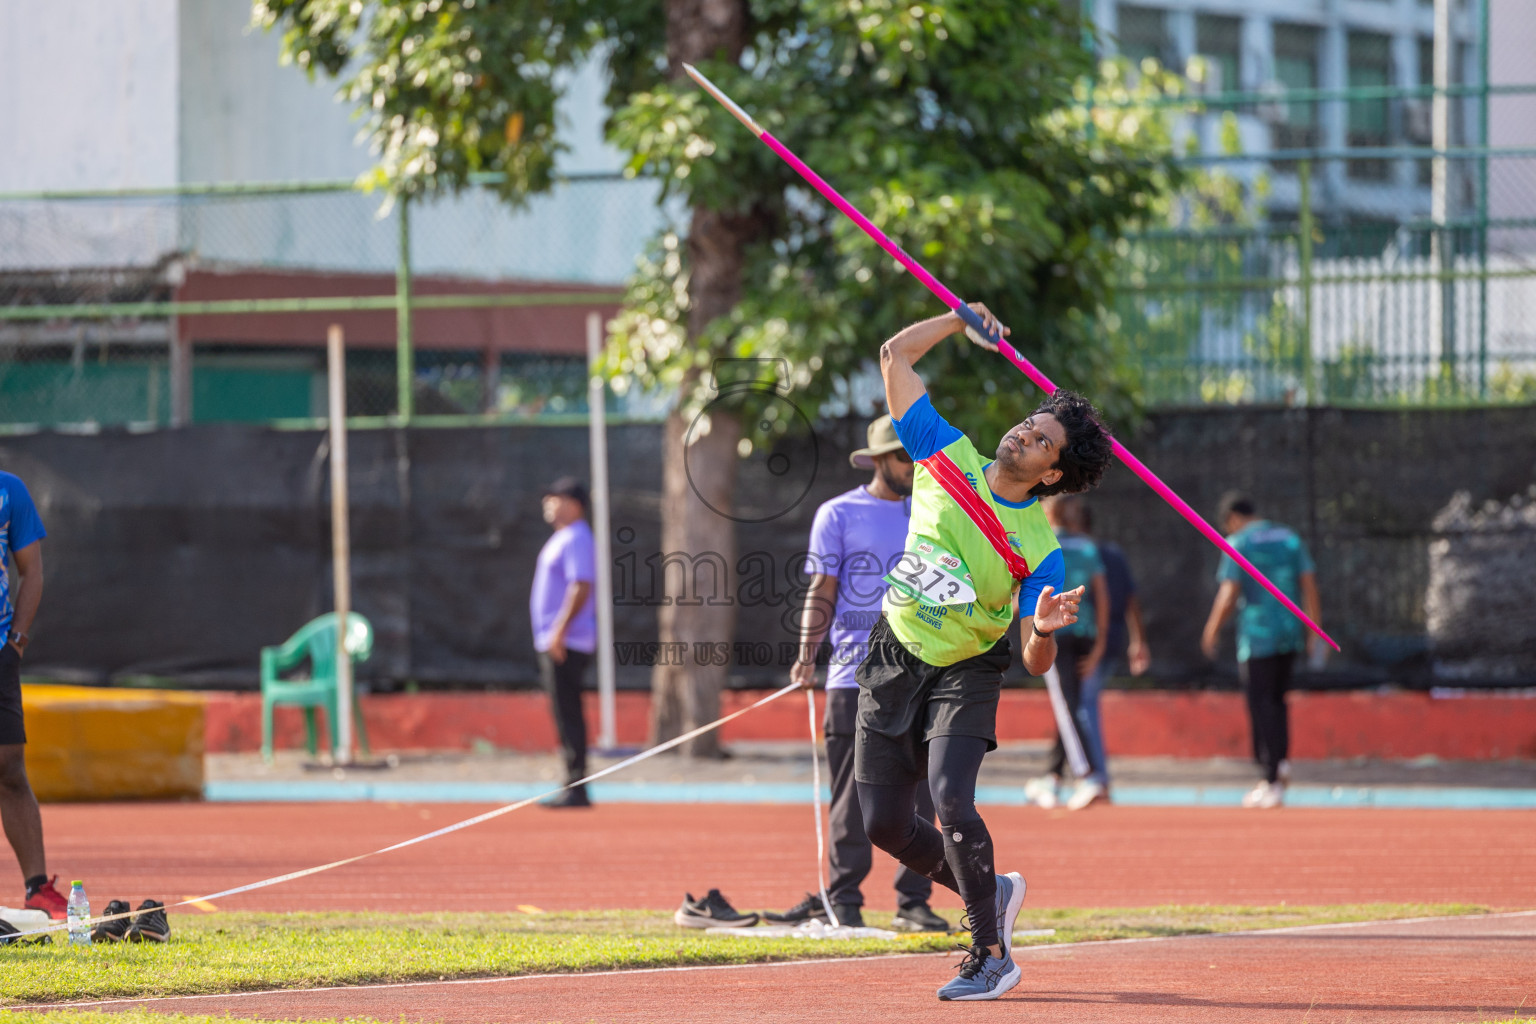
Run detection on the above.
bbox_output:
[0,0,665,424]
[1090,0,1487,224]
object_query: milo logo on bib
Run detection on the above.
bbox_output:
[883,539,978,609]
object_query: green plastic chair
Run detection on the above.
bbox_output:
[260,612,374,762]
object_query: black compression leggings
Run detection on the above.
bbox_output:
[857,735,999,949]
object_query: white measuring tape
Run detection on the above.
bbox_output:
[8,682,801,941]
[1042,665,1090,780]
[805,689,837,925]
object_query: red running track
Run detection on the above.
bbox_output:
[38,913,1536,1023]
[32,802,1536,914]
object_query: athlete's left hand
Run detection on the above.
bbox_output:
[1032,584,1084,635]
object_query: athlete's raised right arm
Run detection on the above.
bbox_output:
[880,303,1008,419]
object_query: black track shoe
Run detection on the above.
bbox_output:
[762,892,830,924]
[893,902,951,933]
[127,899,170,943]
[0,919,50,947]
[831,904,865,927]
[673,889,759,929]
[542,786,592,809]
[92,900,132,942]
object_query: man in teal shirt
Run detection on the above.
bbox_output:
[1200,493,1323,809]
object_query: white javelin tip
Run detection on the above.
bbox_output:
[680,62,763,137]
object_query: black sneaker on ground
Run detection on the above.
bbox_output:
[0,919,50,946]
[831,904,865,928]
[543,786,592,809]
[893,902,951,933]
[762,892,830,924]
[127,899,170,943]
[673,889,759,929]
[92,900,132,942]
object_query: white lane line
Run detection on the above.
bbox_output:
[18,909,1534,1011]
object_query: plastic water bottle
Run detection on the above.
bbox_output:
[66,880,90,946]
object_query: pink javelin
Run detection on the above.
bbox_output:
[682,63,1337,651]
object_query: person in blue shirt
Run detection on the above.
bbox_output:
[1200,493,1323,809]
[1074,502,1151,800]
[0,471,66,919]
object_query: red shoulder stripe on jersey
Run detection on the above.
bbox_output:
[918,449,1032,581]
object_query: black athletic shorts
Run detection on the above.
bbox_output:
[853,614,1012,786]
[0,643,24,746]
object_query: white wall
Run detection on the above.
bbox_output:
[178,0,372,184]
[1488,0,1536,238]
[0,0,180,192]
[1,4,665,282]
[0,0,183,268]
[174,16,665,283]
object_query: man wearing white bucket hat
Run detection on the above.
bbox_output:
[766,416,949,934]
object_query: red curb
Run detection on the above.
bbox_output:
[204,689,1536,759]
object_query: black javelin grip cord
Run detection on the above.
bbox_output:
[8,682,801,941]
[681,62,1336,651]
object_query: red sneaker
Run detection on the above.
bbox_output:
[24,876,67,920]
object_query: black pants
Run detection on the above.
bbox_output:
[857,735,999,948]
[0,644,25,745]
[1046,635,1097,779]
[1241,653,1294,784]
[538,649,591,786]
[825,688,934,911]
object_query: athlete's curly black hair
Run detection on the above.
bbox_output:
[1027,390,1113,498]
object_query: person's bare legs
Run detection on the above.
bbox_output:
[0,745,46,881]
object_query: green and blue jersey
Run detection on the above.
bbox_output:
[885,395,1064,667]
[1053,530,1105,640]
[1217,519,1315,661]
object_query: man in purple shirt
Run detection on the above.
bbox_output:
[765,417,949,933]
[530,477,598,809]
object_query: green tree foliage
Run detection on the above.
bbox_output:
[255,0,1176,439]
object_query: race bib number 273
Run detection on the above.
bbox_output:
[882,541,978,608]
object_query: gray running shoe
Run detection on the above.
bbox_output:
[995,872,1025,960]
[936,945,1021,1001]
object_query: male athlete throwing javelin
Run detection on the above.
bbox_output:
[855,303,1113,1001]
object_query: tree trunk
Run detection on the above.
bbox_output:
[651,1,752,755]
[649,394,741,755]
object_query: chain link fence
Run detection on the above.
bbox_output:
[1115,204,1536,407]
[1097,0,1536,409]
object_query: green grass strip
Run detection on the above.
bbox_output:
[0,903,1488,1006]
